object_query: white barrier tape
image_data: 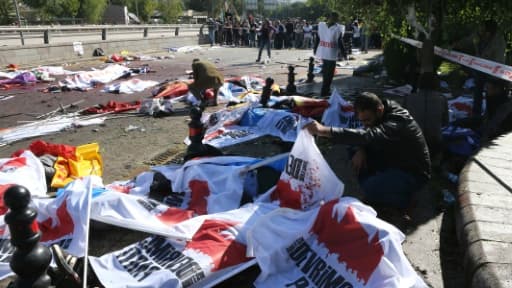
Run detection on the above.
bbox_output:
[396,35,512,82]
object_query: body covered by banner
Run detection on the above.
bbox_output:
[247,197,427,288]
[0,177,92,279]
[89,203,277,288]
[201,108,302,148]
[104,156,260,216]
[259,129,344,210]
[0,150,47,197]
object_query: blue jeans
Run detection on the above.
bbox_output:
[208,30,216,45]
[359,169,424,209]
[257,38,271,60]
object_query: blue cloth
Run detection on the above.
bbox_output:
[239,108,267,126]
[359,169,424,209]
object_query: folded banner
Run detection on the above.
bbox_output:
[259,129,344,210]
[321,89,363,129]
[0,177,92,279]
[247,197,427,288]
[0,150,47,197]
[89,203,277,288]
[397,36,512,83]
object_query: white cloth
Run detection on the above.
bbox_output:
[315,22,344,61]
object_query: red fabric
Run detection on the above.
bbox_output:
[110,54,124,62]
[83,100,141,114]
[11,140,76,160]
[291,98,329,117]
[154,81,189,98]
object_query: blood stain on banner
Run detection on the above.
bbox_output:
[310,201,384,284]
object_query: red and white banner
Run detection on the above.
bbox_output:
[105,156,260,216]
[247,197,427,288]
[0,177,92,279]
[89,203,277,288]
[397,36,512,83]
[259,129,344,210]
[91,192,194,240]
[161,156,258,215]
[0,150,47,197]
[321,89,363,129]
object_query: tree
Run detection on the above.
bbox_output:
[78,0,107,23]
[0,0,13,25]
[142,0,158,23]
[159,0,183,23]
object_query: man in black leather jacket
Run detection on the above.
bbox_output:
[306,92,431,209]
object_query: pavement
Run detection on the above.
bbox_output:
[457,133,512,287]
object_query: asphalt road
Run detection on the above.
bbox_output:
[0,46,463,287]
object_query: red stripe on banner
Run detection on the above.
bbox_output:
[188,180,209,215]
[271,179,302,210]
[0,157,27,172]
[310,201,384,285]
[0,184,12,216]
[155,207,194,226]
[185,219,251,271]
[39,200,75,241]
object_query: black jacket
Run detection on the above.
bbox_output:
[331,99,431,181]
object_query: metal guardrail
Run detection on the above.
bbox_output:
[0,24,203,46]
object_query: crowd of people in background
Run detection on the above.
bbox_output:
[204,15,382,57]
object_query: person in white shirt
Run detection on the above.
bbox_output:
[302,21,313,49]
[314,12,346,97]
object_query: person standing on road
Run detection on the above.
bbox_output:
[305,92,431,211]
[314,12,346,97]
[256,20,274,63]
[188,59,224,107]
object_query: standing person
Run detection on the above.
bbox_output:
[242,19,250,46]
[294,20,304,49]
[249,19,258,47]
[285,18,294,49]
[207,18,217,46]
[352,20,361,49]
[305,92,431,211]
[302,21,313,49]
[188,59,224,107]
[314,12,346,97]
[256,20,273,63]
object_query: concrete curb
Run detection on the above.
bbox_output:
[456,133,512,288]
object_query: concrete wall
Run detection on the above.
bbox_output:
[0,35,203,67]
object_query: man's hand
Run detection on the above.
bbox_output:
[303,121,331,137]
[351,148,367,175]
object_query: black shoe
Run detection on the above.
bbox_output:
[49,244,82,287]
[256,59,260,63]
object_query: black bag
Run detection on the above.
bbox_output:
[92,48,105,57]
